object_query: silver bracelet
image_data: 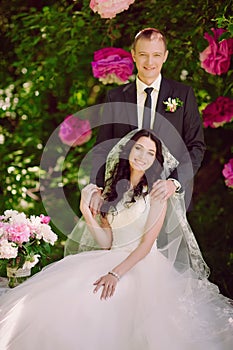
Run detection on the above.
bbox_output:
[108,271,120,281]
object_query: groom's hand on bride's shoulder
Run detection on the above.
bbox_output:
[150,179,177,201]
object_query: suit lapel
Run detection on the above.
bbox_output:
[122,82,138,128]
[156,77,172,116]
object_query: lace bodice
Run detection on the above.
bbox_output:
[108,193,153,252]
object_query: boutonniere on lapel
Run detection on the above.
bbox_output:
[163,97,183,112]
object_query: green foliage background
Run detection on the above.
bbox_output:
[0,0,232,297]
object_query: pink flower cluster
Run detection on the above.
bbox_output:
[89,0,135,19]
[202,96,233,128]
[59,115,92,147]
[0,210,57,263]
[200,28,233,75]
[222,159,233,189]
[91,47,134,85]
[6,224,31,245]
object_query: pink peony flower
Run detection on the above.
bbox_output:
[199,28,233,75]
[59,115,92,147]
[90,0,135,19]
[202,96,233,128]
[222,158,233,188]
[91,47,134,85]
[40,214,51,224]
[6,223,31,244]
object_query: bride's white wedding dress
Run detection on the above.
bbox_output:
[0,195,232,350]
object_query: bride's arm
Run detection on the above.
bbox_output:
[113,200,167,277]
[80,184,113,249]
[93,198,167,299]
[110,198,167,277]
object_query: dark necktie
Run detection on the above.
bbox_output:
[142,87,153,129]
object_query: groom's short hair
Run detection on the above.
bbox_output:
[132,28,167,51]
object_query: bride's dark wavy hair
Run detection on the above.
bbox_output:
[101,129,164,216]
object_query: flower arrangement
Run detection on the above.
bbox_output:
[163,97,183,113]
[202,96,233,128]
[199,28,233,75]
[91,47,134,85]
[222,159,233,189]
[89,0,135,19]
[59,115,92,147]
[0,210,57,285]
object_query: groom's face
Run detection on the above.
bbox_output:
[131,37,168,85]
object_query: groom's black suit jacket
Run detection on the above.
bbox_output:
[91,77,205,206]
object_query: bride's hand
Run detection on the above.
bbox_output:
[80,184,102,215]
[89,189,104,218]
[93,274,118,300]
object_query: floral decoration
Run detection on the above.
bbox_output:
[199,28,233,75]
[163,97,183,113]
[202,96,233,128]
[222,159,233,189]
[91,47,134,85]
[89,0,135,19]
[59,115,92,147]
[0,210,57,269]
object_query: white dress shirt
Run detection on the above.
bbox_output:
[136,74,162,129]
[136,74,181,190]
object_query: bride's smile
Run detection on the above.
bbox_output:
[129,136,156,173]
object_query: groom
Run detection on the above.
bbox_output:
[64,28,205,256]
[90,27,205,212]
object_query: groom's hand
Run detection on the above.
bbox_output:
[150,179,176,201]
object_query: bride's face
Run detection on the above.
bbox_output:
[129,136,156,172]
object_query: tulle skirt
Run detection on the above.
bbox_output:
[0,248,232,350]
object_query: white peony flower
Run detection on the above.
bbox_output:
[40,224,57,245]
[28,215,42,236]
[23,254,41,269]
[10,212,28,225]
[0,239,18,259]
[3,210,19,220]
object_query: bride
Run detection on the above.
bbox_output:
[0,129,232,350]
